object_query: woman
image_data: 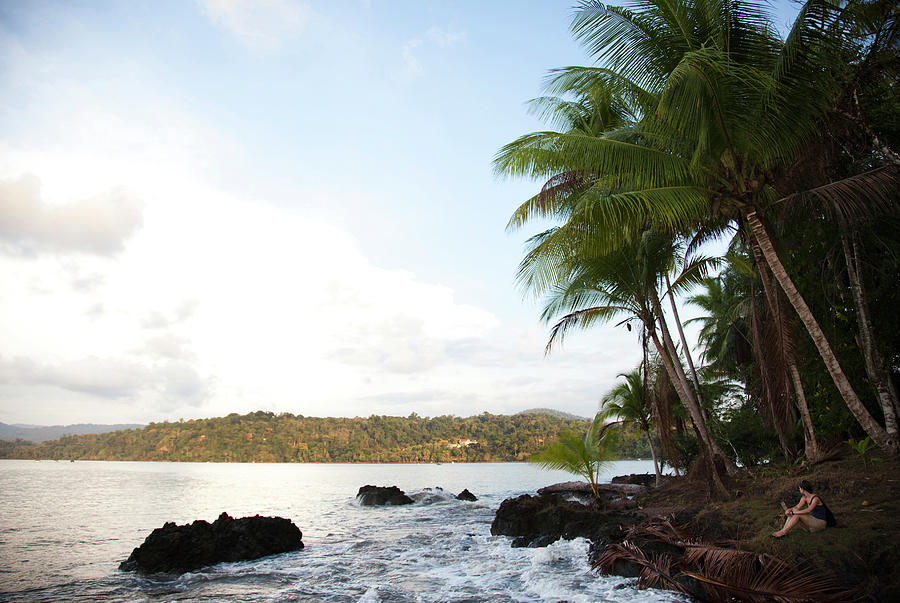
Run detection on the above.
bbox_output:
[772,480,831,538]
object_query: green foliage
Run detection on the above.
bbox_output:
[603,422,652,459]
[497,0,900,462]
[672,430,699,471]
[528,420,614,498]
[847,436,880,470]
[0,411,602,464]
[713,404,781,467]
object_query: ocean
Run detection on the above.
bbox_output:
[0,460,685,602]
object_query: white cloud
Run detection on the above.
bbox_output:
[426,26,466,48]
[0,175,143,257]
[141,299,200,330]
[401,25,466,77]
[197,0,310,51]
[0,5,635,425]
[401,38,424,76]
[0,354,213,409]
[139,334,196,361]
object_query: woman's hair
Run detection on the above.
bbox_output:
[800,480,814,492]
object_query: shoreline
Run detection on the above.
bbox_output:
[0,456,653,465]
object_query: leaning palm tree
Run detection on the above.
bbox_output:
[497,0,900,454]
[532,228,735,496]
[528,419,613,500]
[599,365,662,484]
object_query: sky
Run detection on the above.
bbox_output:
[0,1,801,426]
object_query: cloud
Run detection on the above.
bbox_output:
[0,355,213,408]
[401,38,424,76]
[69,272,106,293]
[426,26,466,48]
[139,334,196,361]
[141,299,200,330]
[197,0,310,51]
[0,355,148,399]
[0,175,143,257]
[401,25,466,77]
[83,302,105,321]
[329,314,447,374]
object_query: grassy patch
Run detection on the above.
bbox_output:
[636,455,900,601]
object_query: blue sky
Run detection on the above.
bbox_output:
[0,1,800,425]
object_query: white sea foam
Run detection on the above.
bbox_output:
[1,460,685,602]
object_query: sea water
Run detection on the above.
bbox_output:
[0,460,686,602]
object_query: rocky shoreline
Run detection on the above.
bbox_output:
[116,459,897,601]
[492,458,900,602]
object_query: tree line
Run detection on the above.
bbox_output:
[0,411,651,463]
[497,0,899,495]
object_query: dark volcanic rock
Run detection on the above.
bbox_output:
[537,481,646,506]
[119,512,303,574]
[456,488,478,501]
[611,473,655,487]
[356,485,414,506]
[490,493,640,547]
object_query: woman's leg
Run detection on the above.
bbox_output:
[773,514,802,537]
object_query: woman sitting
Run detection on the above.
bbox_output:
[772,480,832,538]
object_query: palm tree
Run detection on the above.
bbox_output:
[599,365,662,484]
[497,0,900,454]
[528,419,613,500]
[689,263,822,463]
[531,229,735,496]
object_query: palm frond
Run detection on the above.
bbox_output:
[493,130,694,191]
[545,306,627,355]
[681,545,855,603]
[592,541,693,595]
[775,165,900,219]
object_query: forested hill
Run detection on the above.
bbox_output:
[0,410,648,463]
[0,422,143,443]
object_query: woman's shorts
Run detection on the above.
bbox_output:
[806,515,827,532]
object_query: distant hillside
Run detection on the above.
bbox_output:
[517,408,590,422]
[0,410,648,463]
[0,422,144,443]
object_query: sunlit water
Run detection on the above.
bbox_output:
[0,460,685,602]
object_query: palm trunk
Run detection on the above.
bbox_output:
[645,429,662,485]
[648,327,729,497]
[840,224,900,436]
[789,362,822,462]
[651,291,738,474]
[647,325,680,476]
[665,273,704,404]
[642,329,662,486]
[743,208,898,455]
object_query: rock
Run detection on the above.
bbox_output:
[537,481,594,495]
[490,493,641,547]
[356,485,414,506]
[611,473,655,487]
[537,481,647,502]
[512,534,559,548]
[456,488,478,501]
[119,512,303,574]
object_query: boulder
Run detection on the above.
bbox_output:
[611,473,656,487]
[356,485,414,506]
[119,512,303,574]
[490,493,640,547]
[456,488,478,501]
[537,481,647,503]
